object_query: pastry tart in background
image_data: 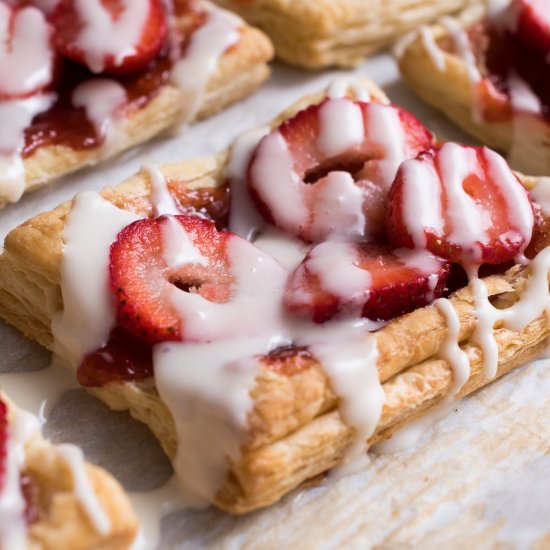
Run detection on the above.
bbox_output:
[0,0,273,208]
[0,78,548,515]
[396,0,550,175]
[211,0,481,68]
[0,392,137,549]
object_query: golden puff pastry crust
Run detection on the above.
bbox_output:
[0,79,548,515]
[0,394,137,550]
[2,1,273,209]
[396,7,550,176]
[211,0,480,68]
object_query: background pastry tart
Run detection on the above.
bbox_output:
[0,392,137,549]
[0,78,548,515]
[0,0,273,208]
[211,0,480,68]
[396,0,550,176]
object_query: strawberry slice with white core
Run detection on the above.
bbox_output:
[110,215,287,344]
[284,242,450,323]
[0,4,55,100]
[506,0,550,54]
[51,0,167,74]
[247,98,433,243]
[386,143,535,266]
[0,397,7,491]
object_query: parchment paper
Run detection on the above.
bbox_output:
[0,53,548,550]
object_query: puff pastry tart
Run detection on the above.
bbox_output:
[0,392,137,549]
[396,0,550,176]
[0,77,549,515]
[211,0,479,68]
[0,0,273,208]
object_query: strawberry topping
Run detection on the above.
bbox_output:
[508,0,550,55]
[386,143,535,266]
[51,0,167,74]
[0,3,56,100]
[284,242,450,323]
[110,215,234,345]
[0,397,8,492]
[247,98,433,243]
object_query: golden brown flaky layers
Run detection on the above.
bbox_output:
[0,82,548,514]
[1,394,137,550]
[212,0,480,68]
[396,6,550,176]
[6,1,274,209]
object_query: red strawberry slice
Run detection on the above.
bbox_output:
[110,215,234,345]
[284,242,450,323]
[508,0,550,55]
[0,397,8,492]
[247,98,433,243]
[0,4,57,100]
[51,0,167,74]
[386,143,534,266]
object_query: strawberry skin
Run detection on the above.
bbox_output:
[284,243,450,323]
[109,215,234,345]
[247,98,433,242]
[386,144,535,266]
[51,0,167,74]
[511,0,550,55]
[0,397,8,492]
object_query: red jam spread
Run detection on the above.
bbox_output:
[470,22,550,122]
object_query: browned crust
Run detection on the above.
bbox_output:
[212,0,478,68]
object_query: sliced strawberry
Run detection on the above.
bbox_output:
[0,397,8,492]
[0,4,57,100]
[508,0,550,55]
[284,242,449,323]
[386,143,535,266]
[51,0,167,74]
[110,215,234,345]
[247,98,433,243]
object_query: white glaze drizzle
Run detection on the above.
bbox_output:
[312,335,383,471]
[364,103,408,189]
[399,157,443,249]
[170,5,240,125]
[439,16,481,84]
[162,215,209,269]
[419,25,446,71]
[0,5,54,98]
[530,177,550,217]
[0,93,54,203]
[0,405,40,550]
[72,0,149,73]
[143,164,180,217]
[56,444,111,536]
[306,242,370,300]
[317,98,365,158]
[327,77,371,102]
[52,191,141,367]
[435,298,471,395]
[226,126,270,241]
[72,79,127,150]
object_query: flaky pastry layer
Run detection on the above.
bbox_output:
[0,80,547,514]
[1,395,137,550]
[396,6,550,176]
[6,1,273,208]
[213,0,478,68]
